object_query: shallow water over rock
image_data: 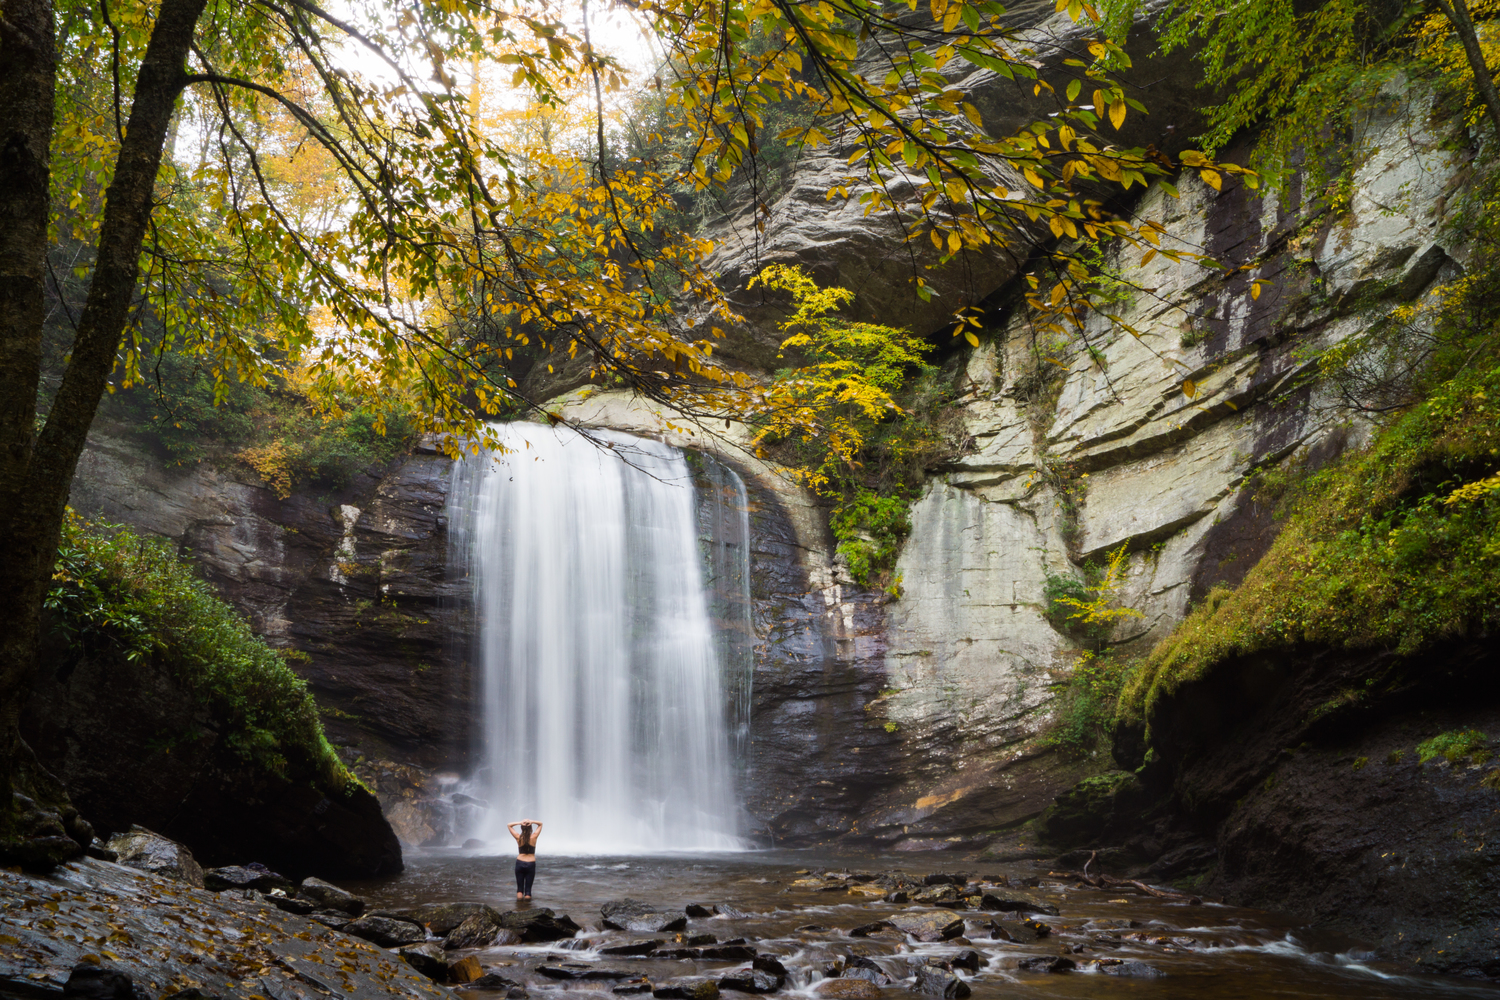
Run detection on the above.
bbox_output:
[346,851,1500,1000]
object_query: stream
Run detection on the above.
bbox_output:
[346,849,1500,1000]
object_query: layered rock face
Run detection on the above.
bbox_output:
[68,430,476,770]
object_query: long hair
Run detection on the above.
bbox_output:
[520,822,533,841]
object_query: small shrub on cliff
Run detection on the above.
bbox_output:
[1045,650,1136,755]
[1416,730,1491,765]
[750,265,955,588]
[46,514,353,791]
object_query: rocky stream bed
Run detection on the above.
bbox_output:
[7,832,1500,1000]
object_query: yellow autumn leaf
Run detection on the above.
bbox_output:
[1182,378,1197,398]
[1200,169,1222,191]
[1251,280,1263,300]
[965,331,980,347]
[1109,99,1125,131]
[947,230,962,254]
[1023,167,1044,188]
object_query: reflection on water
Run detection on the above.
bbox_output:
[345,850,1500,1000]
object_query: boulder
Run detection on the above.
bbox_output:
[887,913,963,942]
[685,904,718,918]
[977,894,1058,916]
[922,874,969,886]
[407,902,502,936]
[717,969,781,994]
[653,978,720,1000]
[345,915,426,948]
[298,877,365,915]
[602,899,688,933]
[950,952,980,974]
[450,956,484,984]
[539,966,634,981]
[659,946,756,962]
[989,918,1050,942]
[499,907,580,942]
[1016,957,1075,974]
[268,895,315,915]
[614,985,653,996]
[600,940,661,956]
[911,966,970,999]
[202,864,294,893]
[308,910,352,930]
[105,827,203,887]
[911,886,965,908]
[397,942,448,981]
[752,956,788,983]
[446,911,503,950]
[813,981,879,1000]
[1093,960,1162,977]
[847,922,889,937]
[62,964,138,1000]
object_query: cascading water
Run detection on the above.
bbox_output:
[447,422,748,853]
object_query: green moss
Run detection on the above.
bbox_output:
[1416,729,1490,765]
[1043,650,1135,755]
[46,515,354,792]
[1352,756,1368,771]
[1118,360,1500,732]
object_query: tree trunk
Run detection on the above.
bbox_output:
[1435,0,1500,140]
[0,0,209,865]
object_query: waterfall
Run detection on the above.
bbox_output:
[448,422,747,853]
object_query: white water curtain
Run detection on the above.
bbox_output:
[449,423,742,853]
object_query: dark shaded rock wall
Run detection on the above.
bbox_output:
[22,642,402,879]
[68,430,475,772]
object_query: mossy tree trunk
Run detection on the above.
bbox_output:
[0,0,209,867]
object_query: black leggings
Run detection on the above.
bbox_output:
[515,860,536,896]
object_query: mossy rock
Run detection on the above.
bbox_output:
[1034,771,1148,849]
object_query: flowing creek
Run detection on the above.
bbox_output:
[347,850,1500,1000]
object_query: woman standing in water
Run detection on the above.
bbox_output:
[508,818,542,899]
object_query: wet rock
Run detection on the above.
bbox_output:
[950,952,981,973]
[408,902,502,935]
[268,895,315,915]
[462,839,488,850]
[105,827,204,887]
[603,900,688,933]
[1016,957,1075,974]
[63,964,139,1000]
[467,975,523,991]
[446,911,503,949]
[450,956,485,984]
[345,914,425,947]
[1093,960,1162,977]
[922,874,969,886]
[882,890,909,904]
[796,924,832,933]
[679,934,718,945]
[614,985,654,995]
[162,990,224,1000]
[653,977,721,1000]
[752,955,788,983]
[308,909,353,930]
[717,969,780,994]
[910,966,969,999]
[814,980,880,1000]
[203,864,294,893]
[977,893,1058,916]
[397,941,448,981]
[539,965,634,981]
[686,904,718,918]
[987,918,1050,943]
[847,921,889,937]
[297,876,365,915]
[911,886,965,908]
[600,939,661,956]
[85,838,119,862]
[658,946,756,962]
[500,907,581,942]
[887,913,964,942]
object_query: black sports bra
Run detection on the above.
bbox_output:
[519,839,537,854]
